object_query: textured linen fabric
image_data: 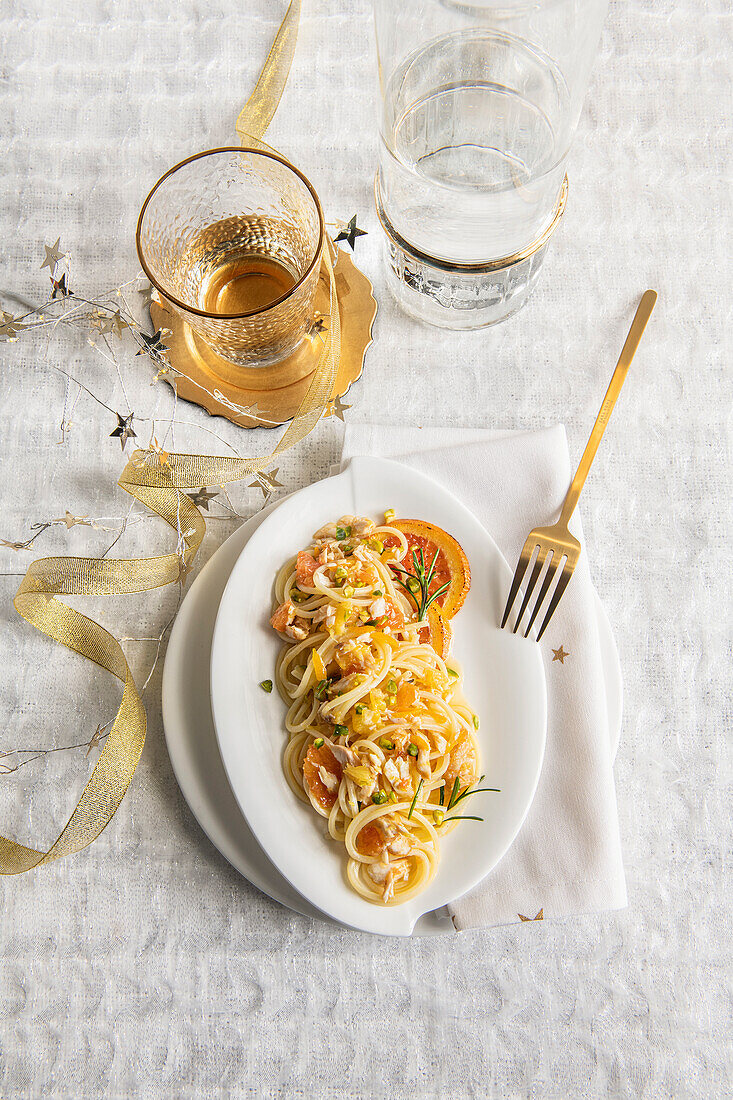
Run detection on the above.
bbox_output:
[0,1,731,1097]
[340,424,628,929]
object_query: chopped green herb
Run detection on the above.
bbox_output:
[291,590,306,603]
[313,737,324,749]
[314,678,331,701]
[447,668,458,678]
[407,743,418,757]
[342,545,353,554]
[372,790,388,805]
[372,589,383,597]
[407,778,423,819]
[355,704,367,715]
[386,679,397,694]
[334,724,349,738]
[442,815,485,824]
[345,525,352,537]
[433,809,444,826]
[378,737,395,751]
[336,527,346,540]
[472,714,480,729]
[365,619,377,627]
[334,565,347,581]
[439,783,445,806]
[259,679,273,693]
[343,585,354,598]
[447,776,461,809]
[388,791,398,803]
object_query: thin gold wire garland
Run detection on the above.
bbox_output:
[0,0,342,874]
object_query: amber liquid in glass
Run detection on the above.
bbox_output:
[200,253,297,315]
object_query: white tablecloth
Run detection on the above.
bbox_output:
[0,1,730,1097]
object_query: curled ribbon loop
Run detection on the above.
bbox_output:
[1,0,340,874]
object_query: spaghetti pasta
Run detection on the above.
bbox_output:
[270,512,484,905]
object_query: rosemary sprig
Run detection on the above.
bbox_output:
[391,546,450,621]
[443,774,501,821]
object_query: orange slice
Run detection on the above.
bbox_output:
[385,519,470,619]
[421,604,452,660]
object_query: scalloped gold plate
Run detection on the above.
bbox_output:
[150,250,376,428]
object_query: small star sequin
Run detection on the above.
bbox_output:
[41,237,65,272]
[551,645,569,664]
[136,329,169,358]
[335,215,367,251]
[176,555,193,584]
[148,436,170,469]
[326,394,351,422]
[186,487,219,511]
[56,511,91,530]
[138,283,155,308]
[86,724,106,756]
[308,316,327,336]
[248,467,283,500]
[110,412,136,452]
[518,909,544,922]
[51,273,71,298]
[0,312,26,338]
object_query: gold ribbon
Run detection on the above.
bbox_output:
[1,0,340,874]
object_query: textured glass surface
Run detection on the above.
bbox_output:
[138,149,322,365]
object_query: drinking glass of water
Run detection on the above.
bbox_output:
[373,0,609,328]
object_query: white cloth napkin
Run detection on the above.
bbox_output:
[340,424,627,930]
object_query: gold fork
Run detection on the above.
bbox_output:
[501,289,658,641]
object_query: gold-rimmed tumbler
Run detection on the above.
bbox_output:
[137,147,324,366]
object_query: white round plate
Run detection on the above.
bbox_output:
[209,456,547,937]
[162,485,623,935]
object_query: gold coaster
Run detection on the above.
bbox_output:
[150,250,377,428]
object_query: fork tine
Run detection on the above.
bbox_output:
[523,550,559,638]
[501,540,536,629]
[512,547,547,634]
[536,560,574,641]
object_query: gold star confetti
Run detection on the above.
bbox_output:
[41,237,65,272]
[308,316,327,336]
[86,724,106,756]
[51,273,71,298]
[186,487,219,511]
[138,283,155,308]
[110,309,128,337]
[136,329,169,358]
[518,909,544,922]
[335,215,367,251]
[176,555,193,584]
[149,436,170,469]
[326,394,351,421]
[109,411,136,451]
[0,312,26,339]
[551,645,569,664]
[262,467,284,489]
[56,511,91,530]
[247,469,283,499]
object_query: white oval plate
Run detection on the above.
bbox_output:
[210,456,547,936]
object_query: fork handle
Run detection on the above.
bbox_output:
[559,289,657,528]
